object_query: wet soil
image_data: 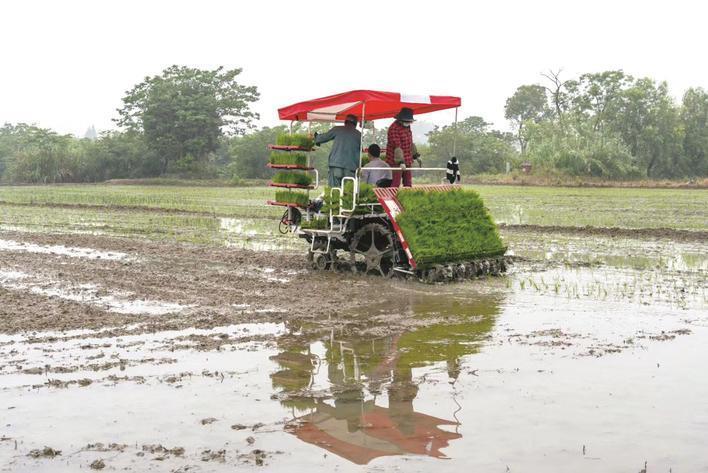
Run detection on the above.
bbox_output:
[1,227,706,472]
[0,231,421,335]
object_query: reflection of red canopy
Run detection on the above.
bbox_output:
[278,90,461,122]
[291,402,461,465]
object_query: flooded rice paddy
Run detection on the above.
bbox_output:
[0,186,706,471]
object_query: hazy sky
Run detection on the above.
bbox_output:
[1,0,706,137]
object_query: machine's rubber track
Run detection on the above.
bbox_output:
[413,256,511,283]
[304,219,511,282]
[307,247,510,283]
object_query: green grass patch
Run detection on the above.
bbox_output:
[271,172,313,187]
[274,190,309,207]
[276,134,314,150]
[396,188,506,267]
[269,152,308,167]
[1,184,706,231]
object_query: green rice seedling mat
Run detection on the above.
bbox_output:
[274,190,309,207]
[300,217,329,230]
[396,188,506,268]
[271,172,313,187]
[269,152,309,167]
[276,134,315,150]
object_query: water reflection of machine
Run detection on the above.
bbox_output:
[270,293,502,465]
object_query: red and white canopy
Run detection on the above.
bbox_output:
[277,90,461,122]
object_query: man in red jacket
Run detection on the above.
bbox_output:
[386,107,419,187]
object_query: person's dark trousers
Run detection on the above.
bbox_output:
[391,170,412,187]
[328,167,355,187]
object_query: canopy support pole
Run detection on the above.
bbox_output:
[356,101,366,200]
[358,102,366,171]
[452,107,459,157]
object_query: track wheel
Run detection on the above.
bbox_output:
[350,223,396,277]
[307,250,335,271]
[307,241,337,270]
[313,252,331,270]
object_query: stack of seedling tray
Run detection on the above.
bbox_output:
[267,134,315,208]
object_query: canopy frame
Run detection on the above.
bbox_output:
[278,90,461,123]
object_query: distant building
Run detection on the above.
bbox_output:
[84,125,97,141]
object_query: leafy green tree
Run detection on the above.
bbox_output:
[427,116,518,175]
[2,124,78,183]
[228,126,287,179]
[504,84,549,154]
[680,87,708,177]
[80,131,155,181]
[565,70,633,133]
[0,124,157,183]
[531,71,689,179]
[116,65,259,174]
[611,78,683,177]
[362,121,389,149]
[541,69,572,128]
[0,123,21,179]
[525,120,638,178]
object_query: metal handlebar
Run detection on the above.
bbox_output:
[340,176,357,212]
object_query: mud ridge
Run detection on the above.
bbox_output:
[499,224,708,242]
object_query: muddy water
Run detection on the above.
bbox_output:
[1,281,707,471]
[0,239,131,261]
[1,228,707,471]
[0,269,193,316]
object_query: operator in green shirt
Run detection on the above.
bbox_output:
[314,114,362,187]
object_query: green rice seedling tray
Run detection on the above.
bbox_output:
[269,152,309,168]
[395,188,506,268]
[276,134,315,150]
[300,217,329,230]
[271,172,313,187]
[272,190,310,208]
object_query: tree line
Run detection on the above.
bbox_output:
[0,66,705,184]
[502,70,707,179]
